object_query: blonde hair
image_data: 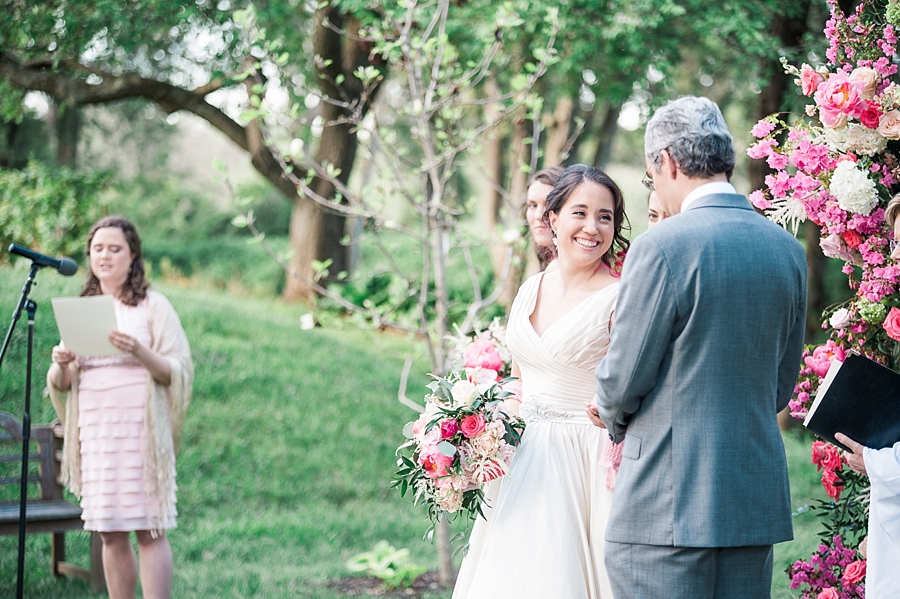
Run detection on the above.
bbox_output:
[887,195,900,228]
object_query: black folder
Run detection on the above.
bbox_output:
[804,353,900,451]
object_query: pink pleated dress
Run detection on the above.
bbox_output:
[76,298,177,532]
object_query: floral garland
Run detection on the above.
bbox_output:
[748,0,900,595]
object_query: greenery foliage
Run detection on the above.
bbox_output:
[345,540,428,590]
[0,161,111,263]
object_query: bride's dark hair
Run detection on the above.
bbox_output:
[80,215,149,307]
[542,164,631,270]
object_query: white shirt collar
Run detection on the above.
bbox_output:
[680,181,737,213]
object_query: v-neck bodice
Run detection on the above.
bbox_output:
[507,273,619,419]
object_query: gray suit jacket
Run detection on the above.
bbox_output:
[595,193,806,548]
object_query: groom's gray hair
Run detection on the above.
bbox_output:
[645,96,735,179]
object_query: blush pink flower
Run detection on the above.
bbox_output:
[460,414,486,439]
[463,338,503,372]
[815,71,866,127]
[842,559,866,584]
[884,307,900,341]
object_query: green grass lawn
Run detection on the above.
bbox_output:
[0,264,826,597]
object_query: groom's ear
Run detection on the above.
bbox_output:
[660,149,679,179]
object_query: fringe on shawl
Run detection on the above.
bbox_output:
[46,290,194,535]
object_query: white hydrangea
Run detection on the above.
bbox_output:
[845,123,888,156]
[822,127,848,153]
[830,160,878,215]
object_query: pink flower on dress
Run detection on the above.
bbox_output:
[463,338,503,372]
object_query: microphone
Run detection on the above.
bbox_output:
[8,244,78,276]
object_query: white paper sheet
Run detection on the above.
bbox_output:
[50,296,122,357]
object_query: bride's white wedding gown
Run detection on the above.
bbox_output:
[452,272,618,599]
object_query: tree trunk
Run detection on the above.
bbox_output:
[495,113,532,308]
[804,220,827,341]
[55,102,80,167]
[282,9,377,302]
[543,96,573,167]
[592,102,622,169]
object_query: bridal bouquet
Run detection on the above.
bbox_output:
[446,318,513,383]
[392,373,525,525]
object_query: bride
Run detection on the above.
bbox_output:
[453,164,630,598]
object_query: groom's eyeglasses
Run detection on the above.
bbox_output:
[642,171,655,191]
[891,239,899,254]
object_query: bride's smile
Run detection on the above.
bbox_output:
[548,180,615,270]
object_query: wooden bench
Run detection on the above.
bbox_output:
[0,411,105,593]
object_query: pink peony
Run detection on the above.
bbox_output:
[440,419,460,439]
[460,414,486,439]
[419,445,454,479]
[804,340,846,378]
[842,559,866,584]
[463,338,503,372]
[801,64,825,96]
[815,71,866,127]
[884,307,900,341]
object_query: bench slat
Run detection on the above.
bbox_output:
[0,500,83,525]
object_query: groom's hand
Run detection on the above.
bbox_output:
[585,403,607,429]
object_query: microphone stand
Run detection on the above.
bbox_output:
[0,262,43,599]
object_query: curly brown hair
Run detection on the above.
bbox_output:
[80,215,149,307]
[542,164,631,270]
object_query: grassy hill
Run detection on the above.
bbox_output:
[0,265,824,597]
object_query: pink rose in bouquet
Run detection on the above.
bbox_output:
[801,64,824,96]
[460,414,486,438]
[884,307,900,341]
[804,340,846,378]
[814,72,865,128]
[821,446,845,472]
[841,230,864,249]
[440,419,460,439]
[841,560,866,585]
[860,100,882,128]
[463,338,503,372]
[812,440,828,468]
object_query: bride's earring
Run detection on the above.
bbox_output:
[552,236,559,249]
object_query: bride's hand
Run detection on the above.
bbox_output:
[585,403,607,429]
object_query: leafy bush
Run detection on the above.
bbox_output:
[0,160,111,262]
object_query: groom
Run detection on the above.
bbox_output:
[590,96,807,598]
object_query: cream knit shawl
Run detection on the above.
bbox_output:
[47,290,194,534]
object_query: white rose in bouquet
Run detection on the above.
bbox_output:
[450,380,479,407]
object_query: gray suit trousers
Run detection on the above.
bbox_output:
[605,541,773,599]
